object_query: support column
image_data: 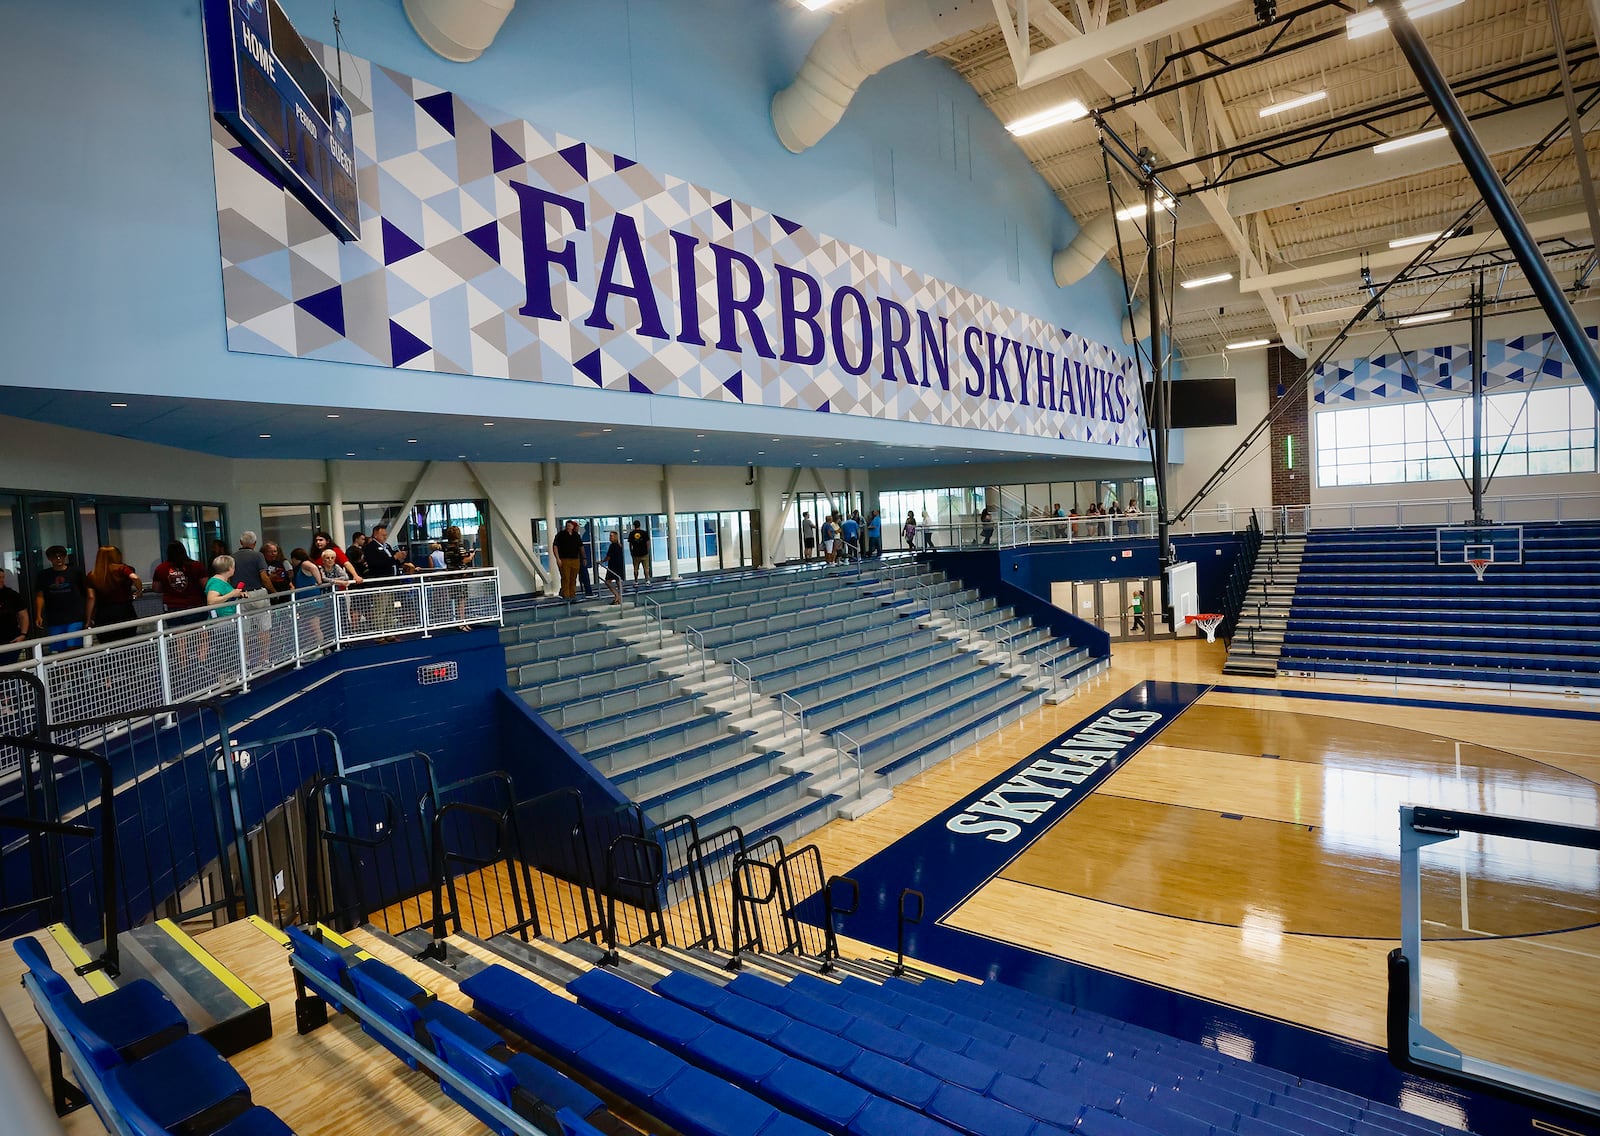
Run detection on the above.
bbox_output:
[325,460,345,542]
[1380,0,1600,408]
[662,465,680,580]
[541,462,558,586]
[1470,272,1486,526]
[1268,347,1310,530]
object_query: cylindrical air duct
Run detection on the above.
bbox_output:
[772,0,992,154]
[402,0,517,63]
[1053,212,1117,287]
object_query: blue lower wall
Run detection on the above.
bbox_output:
[932,532,1245,653]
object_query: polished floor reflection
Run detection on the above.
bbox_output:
[806,640,1600,1094]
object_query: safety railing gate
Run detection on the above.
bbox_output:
[424,777,535,957]
[728,842,838,967]
[301,747,436,934]
[508,787,611,945]
[5,699,242,944]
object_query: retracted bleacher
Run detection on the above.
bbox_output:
[1279,521,1600,692]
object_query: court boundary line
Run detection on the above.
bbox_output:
[1210,684,1600,722]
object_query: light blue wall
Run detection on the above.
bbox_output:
[0,0,1130,442]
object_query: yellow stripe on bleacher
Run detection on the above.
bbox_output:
[245,915,291,946]
[154,919,266,1009]
[313,923,375,961]
[45,923,117,996]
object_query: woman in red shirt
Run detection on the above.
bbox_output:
[87,545,142,642]
[152,541,207,622]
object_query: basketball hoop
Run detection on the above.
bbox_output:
[1185,613,1224,643]
[1468,558,1490,583]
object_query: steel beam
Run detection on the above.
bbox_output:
[1380,0,1600,408]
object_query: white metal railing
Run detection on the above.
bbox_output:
[0,569,502,768]
[640,593,667,648]
[683,626,709,681]
[1277,490,1600,533]
[730,657,757,717]
[833,727,864,799]
[995,511,1179,548]
[778,692,807,758]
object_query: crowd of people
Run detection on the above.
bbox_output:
[801,510,883,564]
[3,524,482,657]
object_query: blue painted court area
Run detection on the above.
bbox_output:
[832,680,1549,1134]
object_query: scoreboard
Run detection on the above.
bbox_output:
[202,0,361,242]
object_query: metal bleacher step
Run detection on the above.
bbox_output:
[85,919,273,1058]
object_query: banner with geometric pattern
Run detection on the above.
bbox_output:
[1312,326,1599,404]
[210,46,1146,449]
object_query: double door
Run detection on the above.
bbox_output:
[1055,576,1169,641]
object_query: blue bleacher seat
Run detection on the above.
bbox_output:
[102,1034,253,1134]
[462,965,828,1136]
[925,1082,1035,1136]
[13,936,189,1068]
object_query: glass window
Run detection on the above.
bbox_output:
[1315,384,1595,488]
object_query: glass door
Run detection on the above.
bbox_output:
[23,497,80,574]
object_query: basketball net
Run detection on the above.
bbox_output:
[1469,558,1490,583]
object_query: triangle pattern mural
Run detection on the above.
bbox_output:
[210,42,1150,446]
[1313,327,1598,404]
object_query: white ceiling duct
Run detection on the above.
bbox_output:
[772,0,992,154]
[403,0,516,63]
[1052,212,1116,288]
[1123,301,1151,345]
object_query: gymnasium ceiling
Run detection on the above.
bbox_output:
[924,0,1600,363]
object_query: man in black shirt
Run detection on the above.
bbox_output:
[0,570,30,660]
[552,520,584,600]
[626,520,652,582]
[33,546,92,651]
[362,524,400,638]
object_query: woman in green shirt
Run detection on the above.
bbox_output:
[205,555,246,618]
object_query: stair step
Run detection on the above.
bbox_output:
[837,787,894,819]
[111,920,273,1058]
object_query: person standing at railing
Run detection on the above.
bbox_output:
[840,512,860,562]
[232,534,275,663]
[311,531,364,584]
[604,530,625,605]
[553,519,584,601]
[152,541,207,624]
[34,546,93,652]
[0,569,29,661]
[801,513,816,561]
[979,505,995,546]
[205,555,246,617]
[363,523,400,640]
[920,512,935,550]
[903,512,916,550]
[1125,499,1141,536]
[866,510,882,558]
[290,548,322,591]
[626,520,651,583]
[86,545,142,643]
[261,541,293,601]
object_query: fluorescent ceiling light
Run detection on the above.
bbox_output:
[1226,338,1272,349]
[1006,100,1089,137]
[1115,196,1175,221]
[1397,310,1453,325]
[1258,90,1326,118]
[1180,271,1233,289]
[1372,126,1448,155]
[1347,0,1463,39]
[1388,230,1450,248]
[799,0,840,9]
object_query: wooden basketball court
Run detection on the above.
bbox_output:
[4,635,1598,1134]
[805,638,1600,1098]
